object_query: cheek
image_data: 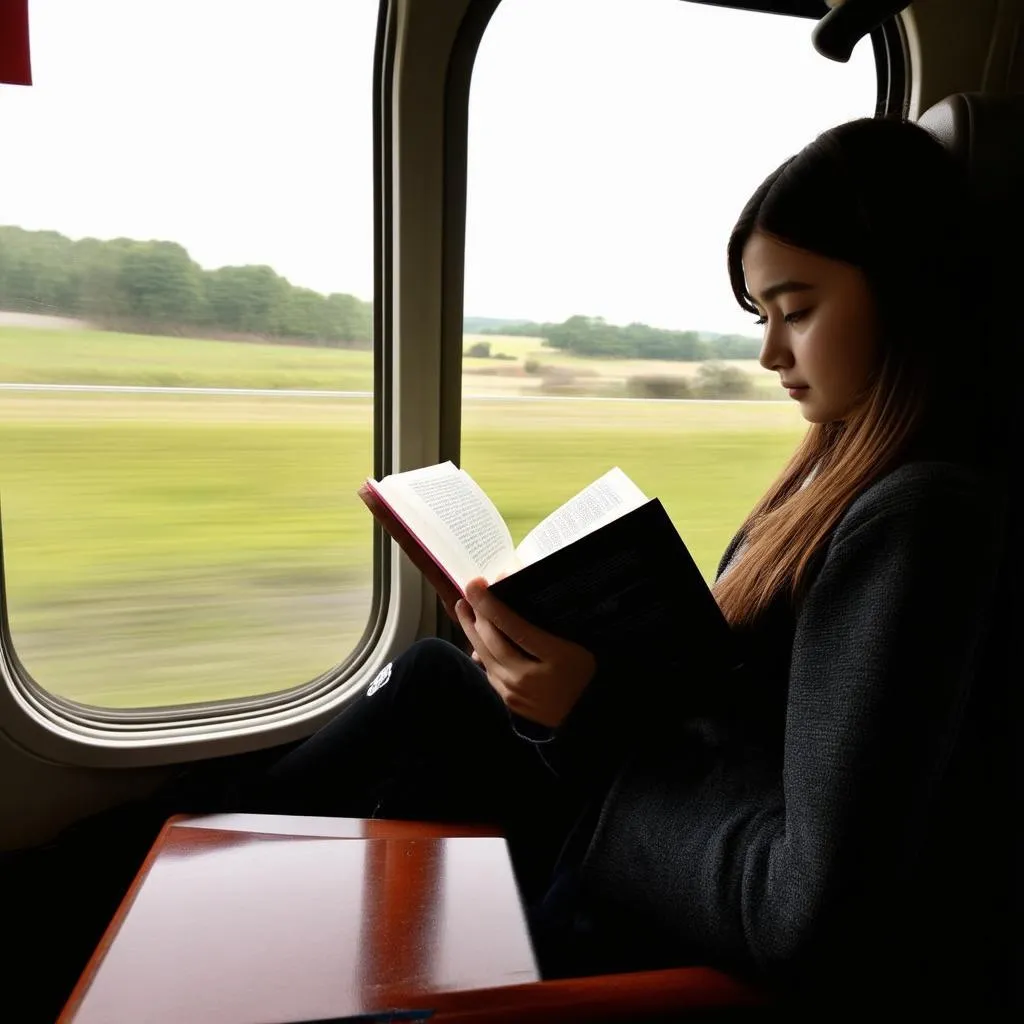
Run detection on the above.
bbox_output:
[828,311,879,392]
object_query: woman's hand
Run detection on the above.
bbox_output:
[455,576,596,728]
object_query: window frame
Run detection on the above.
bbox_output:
[0,0,419,766]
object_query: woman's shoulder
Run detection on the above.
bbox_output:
[791,459,1009,625]
[837,459,1006,542]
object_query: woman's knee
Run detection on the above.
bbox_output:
[400,637,472,673]
[371,637,489,712]
[243,639,483,812]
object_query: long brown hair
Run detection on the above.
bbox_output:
[713,118,976,626]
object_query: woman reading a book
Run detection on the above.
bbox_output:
[247,118,1010,1008]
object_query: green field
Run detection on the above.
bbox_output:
[0,325,374,391]
[462,333,780,397]
[0,324,778,397]
[0,325,803,708]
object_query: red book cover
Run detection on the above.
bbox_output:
[358,480,464,622]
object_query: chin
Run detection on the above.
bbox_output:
[800,401,851,425]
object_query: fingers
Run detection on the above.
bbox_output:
[455,584,597,729]
[455,599,533,673]
[464,577,550,659]
[475,609,538,665]
[455,600,497,673]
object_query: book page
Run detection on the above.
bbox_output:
[376,462,516,586]
[515,467,648,566]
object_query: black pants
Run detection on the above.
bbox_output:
[238,638,610,972]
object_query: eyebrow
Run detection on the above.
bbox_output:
[754,280,815,305]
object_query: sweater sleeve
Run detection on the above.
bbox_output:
[505,655,649,782]
[575,463,1005,984]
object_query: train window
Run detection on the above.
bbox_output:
[0,0,379,708]
[462,0,878,580]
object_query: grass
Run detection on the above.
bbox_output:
[0,325,804,708]
[461,399,801,562]
[0,325,374,390]
[0,325,778,397]
[0,393,376,707]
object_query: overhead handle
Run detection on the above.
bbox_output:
[812,0,912,63]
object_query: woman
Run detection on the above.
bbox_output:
[247,118,1011,1008]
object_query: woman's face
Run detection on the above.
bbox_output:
[743,231,881,424]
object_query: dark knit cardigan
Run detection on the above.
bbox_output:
[519,460,1012,1007]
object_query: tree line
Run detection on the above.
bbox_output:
[482,315,760,361]
[0,226,372,345]
[1,226,759,358]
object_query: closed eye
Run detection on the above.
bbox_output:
[754,308,808,327]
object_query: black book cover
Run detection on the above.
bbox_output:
[489,499,735,673]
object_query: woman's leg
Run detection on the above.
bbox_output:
[238,638,584,899]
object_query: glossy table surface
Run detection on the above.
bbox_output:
[58,814,538,1023]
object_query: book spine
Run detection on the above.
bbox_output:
[358,482,464,622]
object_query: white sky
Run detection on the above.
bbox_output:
[0,0,875,337]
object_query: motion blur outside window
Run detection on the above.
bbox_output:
[0,0,379,707]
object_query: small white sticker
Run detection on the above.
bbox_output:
[366,662,393,696]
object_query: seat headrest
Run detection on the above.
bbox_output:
[919,92,1024,236]
[920,93,1024,355]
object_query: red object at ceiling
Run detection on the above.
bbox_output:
[1,0,32,86]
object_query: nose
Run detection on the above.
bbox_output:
[758,319,793,373]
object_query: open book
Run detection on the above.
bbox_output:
[358,462,734,671]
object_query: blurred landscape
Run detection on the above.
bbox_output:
[0,317,802,708]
